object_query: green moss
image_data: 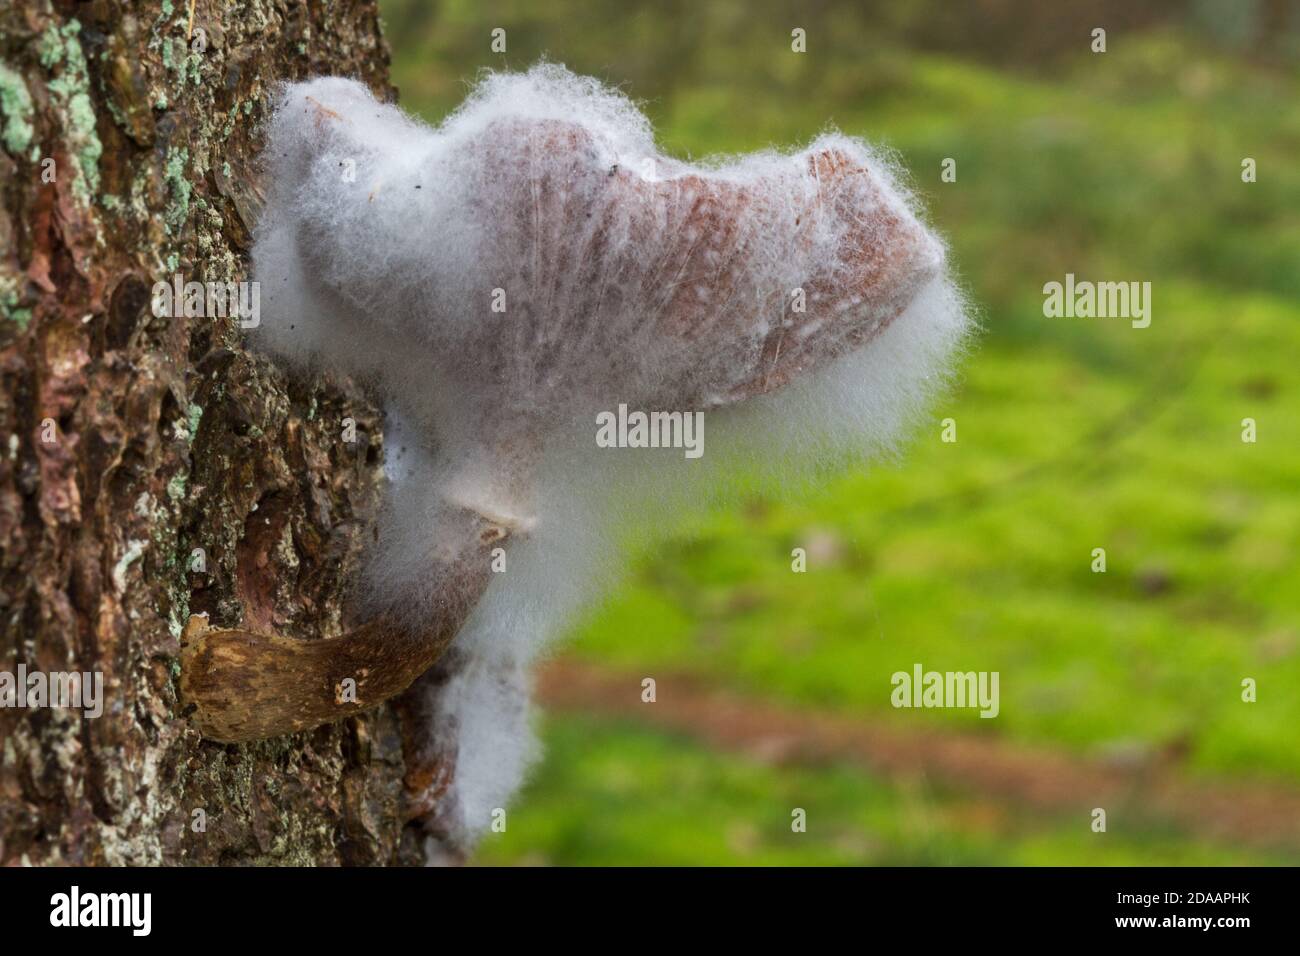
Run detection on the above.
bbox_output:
[0,63,35,157]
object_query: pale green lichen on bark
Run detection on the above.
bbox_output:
[0,274,33,331]
[0,62,35,158]
[166,471,188,501]
[164,146,192,234]
[158,33,203,92]
[150,477,192,639]
[36,19,103,205]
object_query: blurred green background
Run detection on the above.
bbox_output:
[378,0,1300,865]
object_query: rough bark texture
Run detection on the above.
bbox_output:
[0,0,425,865]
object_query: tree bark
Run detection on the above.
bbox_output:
[0,0,424,865]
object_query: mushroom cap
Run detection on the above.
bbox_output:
[255,71,947,446]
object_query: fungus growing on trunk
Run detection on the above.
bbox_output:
[180,65,972,854]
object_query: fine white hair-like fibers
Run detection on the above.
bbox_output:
[251,64,973,854]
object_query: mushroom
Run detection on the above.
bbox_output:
[181,66,971,853]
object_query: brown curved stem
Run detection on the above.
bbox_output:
[179,504,509,743]
[180,612,457,743]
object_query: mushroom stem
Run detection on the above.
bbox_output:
[179,503,510,743]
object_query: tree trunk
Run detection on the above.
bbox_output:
[0,0,424,865]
